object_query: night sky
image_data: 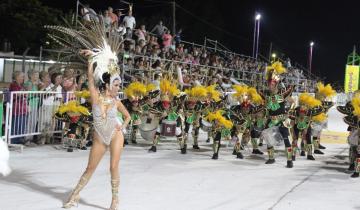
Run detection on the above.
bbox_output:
[40,0,360,88]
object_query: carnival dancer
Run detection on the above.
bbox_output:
[290,93,323,161]
[261,61,294,168]
[178,85,207,152]
[148,79,181,152]
[339,93,360,178]
[205,110,233,159]
[230,85,264,159]
[312,82,336,154]
[122,81,147,145]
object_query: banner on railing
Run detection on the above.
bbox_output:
[344,65,359,93]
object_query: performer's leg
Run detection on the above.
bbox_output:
[265,146,275,164]
[233,133,243,159]
[250,129,263,155]
[109,131,124,210]
[351,157,360,178]
[349,146,357,171]
[192,126,200,149]
[206,130,212,143]
[279,126,293,168]
[131,125,138,144]
[305,130,315,160]
[63,132,106,208]
[212,131,221,160]
[313,135,324,154]
[149,120,162,152]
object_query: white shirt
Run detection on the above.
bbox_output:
[123,16,136,29]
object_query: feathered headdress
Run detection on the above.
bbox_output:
[299,93,322,108]
[160,79,180,100]
[45,19,122,84]
[206,110,233,129]
[232,85,263,105]
[316,82,336,100]
[124,82,147,99]
[312,113,327,123]
[57,101,91,116]
[74,90,90,99]
[206,85,221,102]
[185,86,208,101]
[351,96,360,118]
[265,61,287,84]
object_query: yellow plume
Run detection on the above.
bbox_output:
[57,100,90,116]
[232,85,248,99]
[206,85,221,102]
[266,61,287,75]
[299,93,322,108]
[185,86,208,100]
[316,82,336,98]
[312,113,327,122]
[146,83,156,93]
[124,82,147,98]
[206,110,233,129]
[75,90,90,99]
[352,97,360,117]
[160,79,180,97]
[247,87,263,105]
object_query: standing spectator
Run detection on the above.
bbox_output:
[24,69,40,141]
[150,21,168,38]
[122,10,136,36]
[108,7,118,26]
[116,9,123,26]
[9,71,28,144]
[174,28,182,45]
[62,69,77,102]
[104,10,112,34]
[38,71,53,144]
[162,30,172,49]
[81,4,98,22]
[135,24,147,42]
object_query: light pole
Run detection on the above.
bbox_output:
[271,53,277,62]
[252,13,261,59]
[309,41,314,74]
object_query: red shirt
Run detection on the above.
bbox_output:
[9,82,28,116]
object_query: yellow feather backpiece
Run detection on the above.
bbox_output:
[206,85,221,102]
[57,101,90,116]
[351,96,360,117]
[206,110,233,129]
[232,85,248,99]
[124,82,147,98]
[316,82,336,98]
[312,113,327,123]
[185,86,208,100]
[247,87,263,105]
[160,79,180,97]
[299,93,322,108]
[74,90,90,99]
[266,61,287,75]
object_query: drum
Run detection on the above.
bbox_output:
[139,115,160,141]
[261,126,283,147]
[201,120,212,132]
[348,129,359,146]
[161,120,177,137]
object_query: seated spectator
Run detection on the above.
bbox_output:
[162,30,172,49]
[135,24,147,42]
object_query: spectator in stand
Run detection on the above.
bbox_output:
[62,69,77,102]
[104,10,112,35]
[81,4,98,22]
[76,74,87,91]
[9,71,28,144]
[116,9,123,26]
[150,20,168,40]
[162,30,172,49]
[135,24,147,43]
[122,9,136,37]
[24,69,40,143]
[108,7,118,26]
[174,28,182,45]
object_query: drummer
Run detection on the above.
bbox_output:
[122,81,148,145]
[261,61,294,168]
[148,79,181,152]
